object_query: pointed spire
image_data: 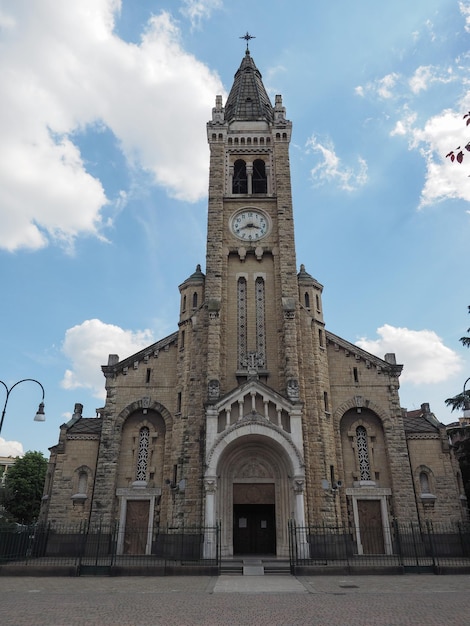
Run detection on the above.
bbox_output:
[225,50,273,123]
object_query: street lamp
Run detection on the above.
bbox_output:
[463,377,470,422]
[0,379,45,436]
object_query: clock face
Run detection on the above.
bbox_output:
[230,209,270,241]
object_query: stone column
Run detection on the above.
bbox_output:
[203,476,217,558]
[293,477,309,558]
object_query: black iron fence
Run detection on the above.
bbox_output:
[288,519,470,574]
[0,522,220,575]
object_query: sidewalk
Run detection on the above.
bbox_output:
[1,574,469,625]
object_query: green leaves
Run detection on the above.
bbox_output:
[3,451,47,524]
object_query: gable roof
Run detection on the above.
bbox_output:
[101,331,179,377]
[326,330,403,376]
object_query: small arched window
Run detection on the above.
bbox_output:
[419,471,431,494]
[78,471,88,495]
[304,292,310,309]
[192,292,198,309]
[233,159,247,194]
[253,159,267,193]
[356,426,371,481]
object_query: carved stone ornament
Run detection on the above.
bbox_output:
[208,379,220,401]
[142,396,151,409]
[293,477,305,493]
[204,477,217,493]
[287,378,300,401]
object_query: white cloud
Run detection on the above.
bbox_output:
[61,319,156,399]
[356,324,462,385]
[409,65,455,95]
[180,0,222,28]
[390,109,417,137]
[306,135,368,192]
[0,438,24,457]
[0,1,224,252]
[459,1,470,33]
[377,73,400,99]
[409,109,470,207]
[356,73,400,100]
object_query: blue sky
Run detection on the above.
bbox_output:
[1,0,470,458]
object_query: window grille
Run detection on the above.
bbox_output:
[136,427,150,482]
[356,425,371,480]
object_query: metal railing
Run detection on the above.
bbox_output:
[0,521,220,575]
[288,519,470,574]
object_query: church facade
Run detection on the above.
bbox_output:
[40,49,466,558]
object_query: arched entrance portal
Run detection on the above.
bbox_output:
[213,435,301,557]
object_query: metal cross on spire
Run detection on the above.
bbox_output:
[240,31,255,52]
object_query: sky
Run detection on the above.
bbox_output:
[1,0,470,458]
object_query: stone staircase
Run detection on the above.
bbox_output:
[220,557,291,576]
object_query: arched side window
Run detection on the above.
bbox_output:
[253,159,267,193]
[255,277,266,368]
[192,292,198,309]
[419,471,431,494]
[136,426,150,482]
[356,425,372,481]
[233,160,248,194]
[304,292,310,309]
[78,471,88,495]
[71,466,90,502]
[238,277,247,368]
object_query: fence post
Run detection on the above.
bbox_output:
[426,519,437,570]
[217,521,221,569]
[393,519,404,567]
[457,521,470,558]
[410,521,421,570]
[342,522,350,570]
[110,522,118,568]
[288,520,295,574]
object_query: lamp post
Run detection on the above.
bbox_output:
[0,379,45,436]
[463,377,470,422]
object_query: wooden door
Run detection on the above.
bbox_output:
[233,504,276,555]
[357,499,385,554]
[124,500,150,555]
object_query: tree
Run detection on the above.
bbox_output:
[445,305,470,412]
[2,451,47,524]
[446,113,470,164]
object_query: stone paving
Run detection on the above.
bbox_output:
[0,574,469,626]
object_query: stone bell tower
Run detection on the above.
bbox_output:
[205,45,301,400]
[202,42,315,557]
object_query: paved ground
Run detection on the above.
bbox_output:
[0,574,469,626]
